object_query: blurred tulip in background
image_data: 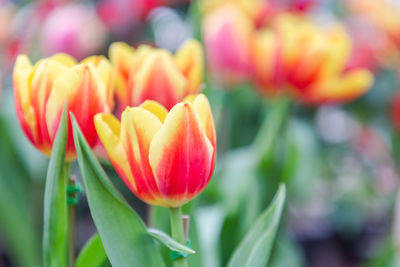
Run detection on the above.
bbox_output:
[109,38,203,112]
[252,14,373,104]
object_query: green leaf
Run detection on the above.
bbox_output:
[43,105,69,267]
[227,184,286,267]
[0,116,40,266]
[71,114,165,267]
[76,233,110,267]
[148,228,195,255]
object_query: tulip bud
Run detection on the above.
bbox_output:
[13,54,113,161]
[94,94,216,207]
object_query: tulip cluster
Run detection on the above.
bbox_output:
[109,39,204,112]
[13,39,215,209]
[202,2,373,104]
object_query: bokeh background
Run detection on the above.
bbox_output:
[1,0,400,266]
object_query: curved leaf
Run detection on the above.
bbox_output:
[227,184,286,267]
[76,233,109,267]
[71,114,164,267]
[148,228,195,255]
[43,105,69,267]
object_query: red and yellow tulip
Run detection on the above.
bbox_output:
[109,39,203,112]
[252,14,373,104]
[94,94,216,207]
[13,53,113,161]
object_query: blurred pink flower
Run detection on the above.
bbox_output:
[203,4,254,86]
[96,0,169,37]
[40,4,107,60]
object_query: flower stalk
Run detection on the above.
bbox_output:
[68,176,76,267]
[169,207,188,267]
[253,96,291,163]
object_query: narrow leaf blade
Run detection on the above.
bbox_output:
[76,233,109,267]
[0,116,40,266]
[71,115,164,267]
[43,105,69,267]
[227,184,286,267]
[148,228,195,255]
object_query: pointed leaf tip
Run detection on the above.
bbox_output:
[43,103,69,267]
[227,184,286,267]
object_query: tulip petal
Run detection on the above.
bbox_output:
[81,56,115,109]
[32,59,71,149]
[120,107,167,205]
[139,100,168,123]
[182,94,197,103]
[325,70,373,101]
[317,27,351,78]
[175,39,204,94]
[129,45,154,74]
[50,53,77,67]
[252,30,279,94]
[14,55,72,155]
[13,55,37,143]
[306,70,373,103]
[149,102,214,207]
[193,94,216,148]
[109,42,135,81]
[133,50,187,109]
[47,64,109,160]
[94,114,137,194]
[109,42,135,107]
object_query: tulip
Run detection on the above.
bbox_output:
[13,54,113,161]
[109,39,203,112]
[202,4,254,85]
[252,14,373,104]
[94,94,216,207]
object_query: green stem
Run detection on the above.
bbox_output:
[68,175,76,267]
[169,207,187,267]
[253,96,291,164]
